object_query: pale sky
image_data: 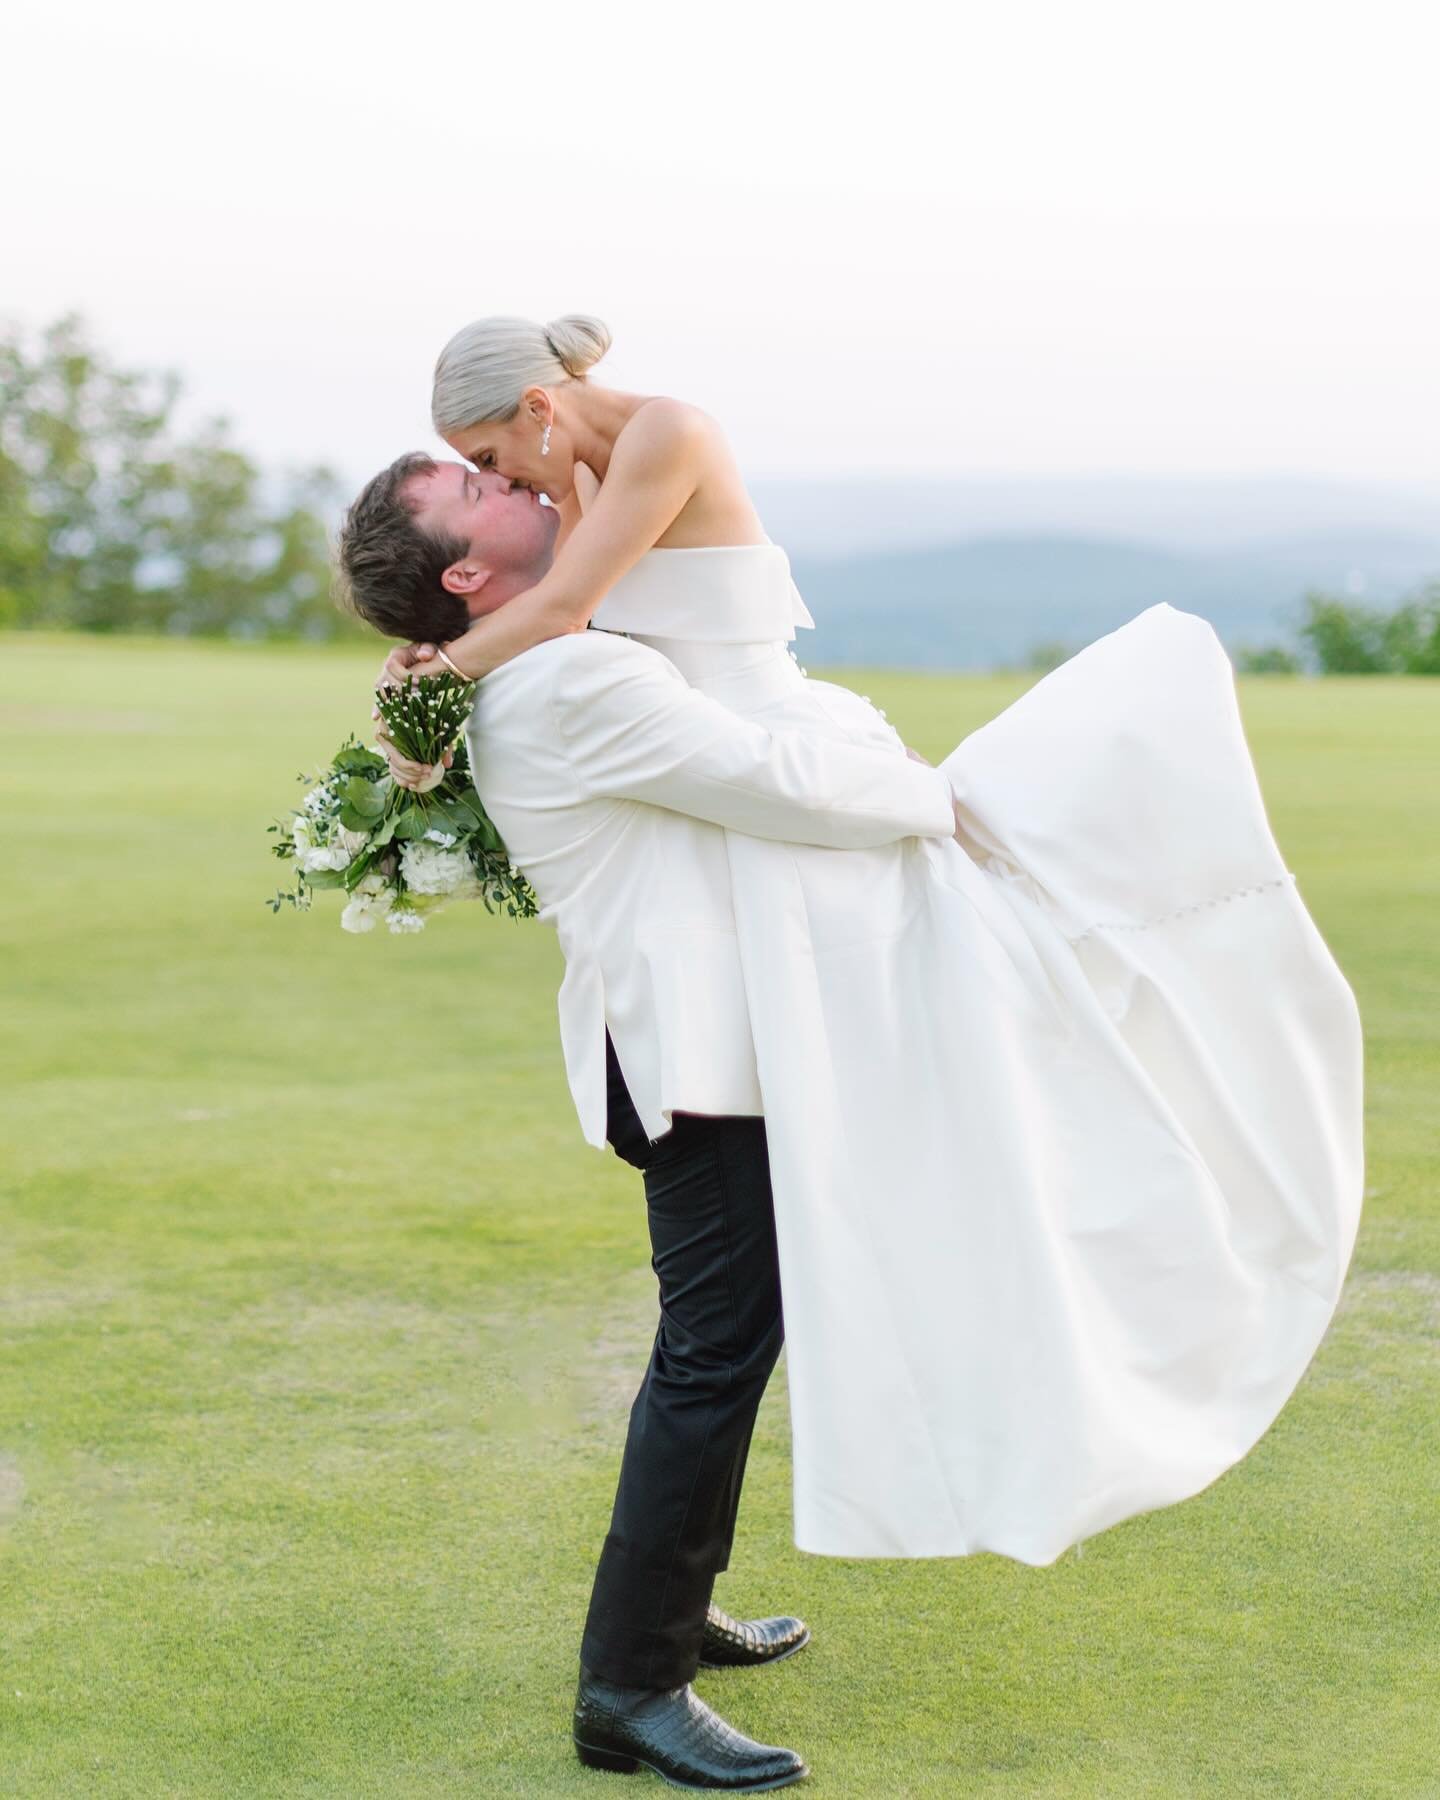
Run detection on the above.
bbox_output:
[5,0,1438,493]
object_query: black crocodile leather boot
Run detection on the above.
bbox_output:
[573,1666,809,1790]
[698,1604,812,1671]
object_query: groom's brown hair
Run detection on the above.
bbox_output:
[337,452,471,643]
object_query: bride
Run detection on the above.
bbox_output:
[378,313,1364,1564]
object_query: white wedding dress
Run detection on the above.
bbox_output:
[591,545,1364,1565]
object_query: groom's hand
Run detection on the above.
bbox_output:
[907,745,966,842]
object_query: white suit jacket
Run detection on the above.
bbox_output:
[465,628,956,1148]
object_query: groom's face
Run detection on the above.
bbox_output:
[405,461,559,614]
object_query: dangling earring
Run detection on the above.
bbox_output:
[540,422,552,457]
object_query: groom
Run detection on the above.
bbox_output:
[339,457,960,1791]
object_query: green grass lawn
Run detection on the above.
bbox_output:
[2,634,1437,1797]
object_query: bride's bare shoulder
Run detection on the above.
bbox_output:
[620,395,727,455]
[608,396,760,543]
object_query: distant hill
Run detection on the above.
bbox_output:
[752,476,1440,559]
[790,530,1440,669]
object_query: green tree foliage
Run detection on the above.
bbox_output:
[1374,586,1440,674]
[1299,586,1440,674]
[1100,591,1440,678]
[0,315,360,638]
[1025,639,1075,674]
[1235,644,1302,674]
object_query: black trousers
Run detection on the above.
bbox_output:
[580,1036,783,1689]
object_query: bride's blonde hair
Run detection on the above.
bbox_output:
[431,314,612,434]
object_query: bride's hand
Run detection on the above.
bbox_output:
[373,727,453,792]
[377,640,441,688]
[395,646,455,682]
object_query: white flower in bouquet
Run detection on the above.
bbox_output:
[340,872,398,934]
[300,835,364,875]
[386,907,426,934]
[291,807,368,874]
[399,838,478,897]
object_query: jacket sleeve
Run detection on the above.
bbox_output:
[545,632,956,849]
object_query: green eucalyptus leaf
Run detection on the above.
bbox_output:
[343,774,387,819]
[334,744,385,775]
[390,808,435,841]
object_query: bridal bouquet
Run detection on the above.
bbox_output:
[266,673,538,932]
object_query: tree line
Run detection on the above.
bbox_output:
[1023,588,1440,678]
[1234,589,1440,674]
[0,316,362,640]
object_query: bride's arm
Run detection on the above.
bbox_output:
[416,402,709,682]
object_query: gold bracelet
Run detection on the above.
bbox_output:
[435,645,470,679]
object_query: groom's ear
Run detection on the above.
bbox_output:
[440,560,493,599]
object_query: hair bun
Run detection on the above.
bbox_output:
[544,314,612,378]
